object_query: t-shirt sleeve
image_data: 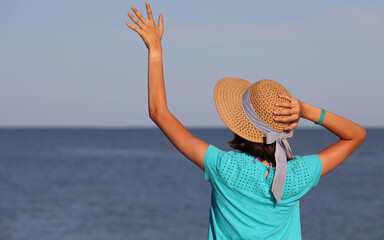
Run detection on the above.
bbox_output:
[204,145,226,182]
[302,154,323,188]
[287,154,323,200]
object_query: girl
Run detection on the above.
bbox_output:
[126,3,366,239]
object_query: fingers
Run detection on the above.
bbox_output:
[284,122,298,131]
[278,94,294,102]
[158,14,164,33]
[274,115,297,123]
[275,102,294,108]
[126,3,163,47]
[276,93,299,107]
[274,108,296,116]
[128,12,143,28]
[131,6,147,23]
[274,94,301,131]
[125,21,142,34]
[146,2,154,22]
[274,113,299,131]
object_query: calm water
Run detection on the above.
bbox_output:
[0,128,383,240]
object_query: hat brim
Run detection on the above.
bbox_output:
[214,77,293,143]
[214,77,266,143]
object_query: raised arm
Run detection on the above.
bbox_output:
[126,2,209,170]
[126,3,305,171]
[275,96,366,176]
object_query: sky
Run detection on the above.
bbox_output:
[0,0,383,128]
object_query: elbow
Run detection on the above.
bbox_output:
[355,127,367,145]
[359,127,367,143]
[149,108,168,123]
[149,111,159,122]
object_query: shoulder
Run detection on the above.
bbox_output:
[204,145,250,163]
[204,145,249,182]
[287,154,322,179]
[282,154,323,200]
[290,154,322,171]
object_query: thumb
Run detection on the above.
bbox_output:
[158,14,164,33]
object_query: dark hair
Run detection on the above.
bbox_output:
[228,133,293,167]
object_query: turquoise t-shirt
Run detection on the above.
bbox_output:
[204,145,322,240]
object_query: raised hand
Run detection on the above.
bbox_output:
[274,94,305,131]
[126,2,164,50]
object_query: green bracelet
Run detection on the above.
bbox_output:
[316,109,326,125]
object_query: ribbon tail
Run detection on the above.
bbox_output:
[282,138,294,159]
[271,141,287,203]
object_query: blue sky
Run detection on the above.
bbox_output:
[1,0,383,127]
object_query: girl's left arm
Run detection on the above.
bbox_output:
[126,2,209,170]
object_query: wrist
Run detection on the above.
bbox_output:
[301,102,311,119]
[148,45,162,59]
[302,102,322,123]
[298,100,306,118]
[149,43,162,52]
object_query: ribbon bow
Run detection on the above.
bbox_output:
[241,89,293,203]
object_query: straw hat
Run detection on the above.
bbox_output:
[214,78,293,143]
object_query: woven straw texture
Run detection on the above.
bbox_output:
[214,78,292,143]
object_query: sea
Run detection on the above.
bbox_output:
[0,128,383,240]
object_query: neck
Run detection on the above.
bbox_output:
[254,157,274,167]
